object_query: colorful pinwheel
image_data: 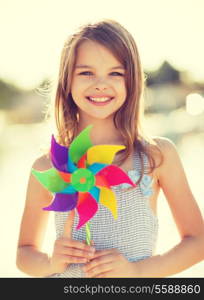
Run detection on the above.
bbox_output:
[32,125,136,244]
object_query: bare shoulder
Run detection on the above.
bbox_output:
[147,136,178,159]
[148,136,183,182]
[27,153,53,205]
[153,136,176,148]
[144,136,180,179]
[32,153,52,171]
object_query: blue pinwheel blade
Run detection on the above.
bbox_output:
[89,186,100,202]
[67,156,78,173]
[88,162,108,175]
[60,184,77,194]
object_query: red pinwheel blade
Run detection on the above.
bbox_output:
[59,171,72,183]
[95,174,110,188]
[76,192,98,230]
[77,153,87,168]
[97,165,136,187]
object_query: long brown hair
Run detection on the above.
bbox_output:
[50,19,162,183]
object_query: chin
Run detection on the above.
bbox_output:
[87,114,113,120]
[79,109,113,120]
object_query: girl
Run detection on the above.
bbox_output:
[16,19,204,278]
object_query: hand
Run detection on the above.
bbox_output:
[82,248,137,278]
[49,210,95,275]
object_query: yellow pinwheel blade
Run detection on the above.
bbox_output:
[99,187,118,219]
[87,145,125,165]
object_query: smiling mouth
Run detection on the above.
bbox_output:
[86,96,114,103]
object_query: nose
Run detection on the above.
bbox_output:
[93,77,108,90]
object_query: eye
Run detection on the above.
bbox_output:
[110,72,124,76]
[78,71,93,76]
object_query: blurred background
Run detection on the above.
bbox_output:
[0,0,204,277]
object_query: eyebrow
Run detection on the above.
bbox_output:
[75,64,125,70]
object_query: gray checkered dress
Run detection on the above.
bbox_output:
[49,147,159,277]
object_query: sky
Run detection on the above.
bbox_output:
[0,0,204,89]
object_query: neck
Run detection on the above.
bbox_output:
[76,115,124,146]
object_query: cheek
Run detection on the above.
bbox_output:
[71,78,91,93]
[111,78,126,90]
[116,81,127,99]
[71,78,84,99]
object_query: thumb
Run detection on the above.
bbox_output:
[63,209,75,238]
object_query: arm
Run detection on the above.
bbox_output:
[16,155,94,277]
[134,138,204,277]
[16,155,54,277]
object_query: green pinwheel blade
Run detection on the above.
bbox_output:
[31,168,68,193]
[69,124,93,164]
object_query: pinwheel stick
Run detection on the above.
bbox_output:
[85,222,91,245]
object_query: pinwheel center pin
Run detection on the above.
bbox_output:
[71,168,95,192]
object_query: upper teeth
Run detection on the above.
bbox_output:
[89,97,112,102]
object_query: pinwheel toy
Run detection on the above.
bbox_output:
[32,125,136,245]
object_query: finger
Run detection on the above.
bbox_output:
[85,263,113,278]
[62,247,95,259]
[61,255,88,264]
[83,239,95,252]
[83,253,114,272]
[63,209,75,238]
[63,239,95,253]
[95,272,109,278]
[81,240,95,262]
[92,249,115,259]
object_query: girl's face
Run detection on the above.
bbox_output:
[71,40,127,121]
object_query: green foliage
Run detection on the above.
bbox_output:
[146,61,181,86]
[0,79,22,109]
